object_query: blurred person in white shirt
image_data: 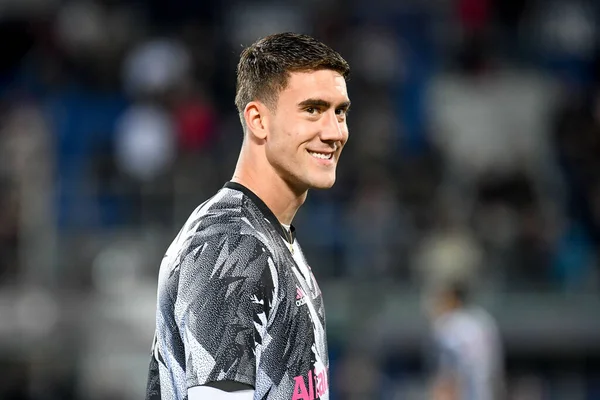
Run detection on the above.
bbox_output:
[425,281,504,400]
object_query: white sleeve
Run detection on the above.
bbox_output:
[188,386,255,399]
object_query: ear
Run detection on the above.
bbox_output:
[243,101,268,140]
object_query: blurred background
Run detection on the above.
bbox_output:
[1,0,600,398]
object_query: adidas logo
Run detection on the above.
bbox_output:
[295,287,308,306]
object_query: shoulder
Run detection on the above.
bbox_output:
[172,228,278,317]
[174,188,281,277]
[178,220,275,281]
[471,307,501,341]
[185,187,271,240]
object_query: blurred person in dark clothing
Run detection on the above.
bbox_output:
[146,33,351,400]
[426,281,504,400]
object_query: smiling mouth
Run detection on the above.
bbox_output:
[307,150,333,160]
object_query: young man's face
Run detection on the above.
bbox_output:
[265,69,350,193]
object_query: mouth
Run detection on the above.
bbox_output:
[307,150,334,161]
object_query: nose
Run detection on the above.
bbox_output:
[319,109,345,143]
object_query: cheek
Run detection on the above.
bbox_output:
[271,114,299,139]
[292,120,314,138]
[268,116,315,155]
[340,124,349,145]
[267,126,299,165]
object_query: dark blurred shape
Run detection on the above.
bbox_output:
[456,34,491,75]
[492,0,530,28]
[0,19,35,78]
[0,177,19,282]
[458,0,491,35]
[172,84,217,153]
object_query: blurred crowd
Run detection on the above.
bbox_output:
[2,0,600,290]
[1,0,600,398]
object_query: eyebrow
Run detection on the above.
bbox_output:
[298,98,351,110]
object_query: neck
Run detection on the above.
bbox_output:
[232,146,307,226]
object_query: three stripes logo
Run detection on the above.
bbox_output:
[295,287,308,306]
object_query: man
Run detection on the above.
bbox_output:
[145,32,351,400]
[427,281,504,400]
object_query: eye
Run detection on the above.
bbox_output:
[306,107,317,115]
[335,108,349,118]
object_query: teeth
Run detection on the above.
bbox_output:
[309,151,332,160]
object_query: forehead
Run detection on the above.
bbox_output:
[279,70,349,103]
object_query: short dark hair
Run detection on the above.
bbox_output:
[447,280,470,305]
[235,32,350,123]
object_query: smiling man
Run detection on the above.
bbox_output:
[146,33,351,400]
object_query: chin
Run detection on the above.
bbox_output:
[308,175,336,190]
